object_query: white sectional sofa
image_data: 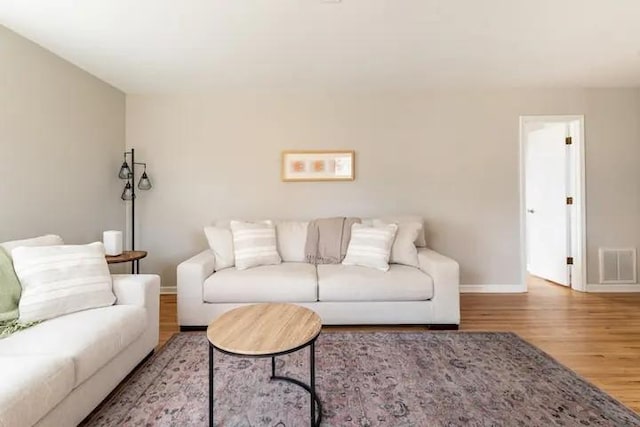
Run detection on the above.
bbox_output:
[0,274,160,427]
[177,218,460,329]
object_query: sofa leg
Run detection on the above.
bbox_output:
[142,350,154,361]
[180,325,207,332]
[428,324,459,330]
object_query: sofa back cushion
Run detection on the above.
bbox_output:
[0,234,64,259]
[12,242,115,322]
[373,219,420,267]
[210,220,265,259]
[206,215,425,267]
[207,219,292,269]
[363,216,426,247]
[204,226,235,271]
[275,221,309,262]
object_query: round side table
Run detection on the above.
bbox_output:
[105,250,147,274]
[207,303,322,427]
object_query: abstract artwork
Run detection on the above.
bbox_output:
[281,151,355,182]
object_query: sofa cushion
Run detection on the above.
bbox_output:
[363,216,426,247]
[204,262,317,303]
[12,242,116,322]
[342,223,398,272]
[0,305,146,387]
[0,234,64,259]
[204,226,235,271]
[373,219,421,268]
[230,220,282,270]
[318,264,434,302]
[0,354,74,427]
[275,221,308,262]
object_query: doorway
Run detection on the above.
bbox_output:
[519,116,586,292]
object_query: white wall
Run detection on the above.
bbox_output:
[126,88,640,289]
[0,26,125,245]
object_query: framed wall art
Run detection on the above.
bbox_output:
[281,150,355,182]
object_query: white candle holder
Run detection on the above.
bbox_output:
[103,230,123,256]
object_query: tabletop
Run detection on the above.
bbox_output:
[207,303,322,356]
[105,250,148,264]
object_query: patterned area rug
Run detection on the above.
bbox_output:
[84,332,640,426]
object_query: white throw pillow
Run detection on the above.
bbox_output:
[204,227,235,271]
[275,221,309,262]
[12,242,115,322]
[364,216,426,247]
[230,220,282,270]
[0,234,64,259]
[373,220,420,268]
[342,223,398,272]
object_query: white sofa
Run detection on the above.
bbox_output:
[177,219,460,328]
[0,274,160,427]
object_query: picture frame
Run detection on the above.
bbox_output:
[281,150,355,182]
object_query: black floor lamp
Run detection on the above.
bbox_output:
[118,148,152,255]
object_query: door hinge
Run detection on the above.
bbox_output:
[565,136,573,145]
[566,196,573,205]
[566,257,574,265]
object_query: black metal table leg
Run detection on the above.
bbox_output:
[268,342,322,426]
[213,337,321,426]
[209,345,214,427]
[310,341,315,427]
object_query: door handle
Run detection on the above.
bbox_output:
[527,209,535,214]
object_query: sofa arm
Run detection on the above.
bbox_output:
[417,248,460,325]
[177,250,215,326]
[112,274,160,347]
[177,250,215,302]
[112,274,160,308]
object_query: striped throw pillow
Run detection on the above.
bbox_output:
[342,223,399,271]
[12,242,115,322]
[230,220,282,270]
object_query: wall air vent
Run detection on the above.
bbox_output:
[599,248,637,284]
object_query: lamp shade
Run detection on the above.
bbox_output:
[121,181,135,200]
[118,161,132,179]
[138,171,152,190]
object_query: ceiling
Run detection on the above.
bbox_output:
[2,0,640,93]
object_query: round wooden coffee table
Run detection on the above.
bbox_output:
[207,303,322,427]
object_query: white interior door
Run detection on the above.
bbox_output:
[525,122,570,286]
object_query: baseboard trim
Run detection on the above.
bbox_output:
[586,283,640,293]
[460,284,527,293]
[160,286,177,295]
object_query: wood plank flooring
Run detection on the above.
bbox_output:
[159,277,640,412]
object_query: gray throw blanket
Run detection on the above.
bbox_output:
[305,217,361,264]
